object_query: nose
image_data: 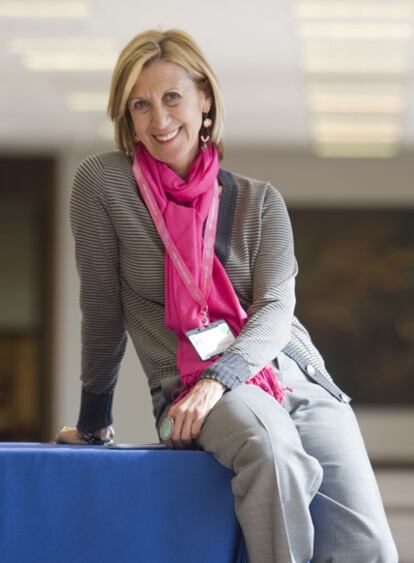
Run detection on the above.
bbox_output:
[151,104,170,131]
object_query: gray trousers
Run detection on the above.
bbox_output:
[157,353,398,563]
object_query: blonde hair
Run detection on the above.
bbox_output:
[107,29,224,158]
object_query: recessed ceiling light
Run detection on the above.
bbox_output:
[9,37,116,52]
[300,38,410,73]
[308,81,404,94]
[301,56,409,74]
[314,142,398,158]
[8,37,118,71]
[307,93,404,113]
[7,37,116,53]
[298,22,413,40]
[311,118,400,143]
[0,1,90,18]
[22,52,117,71]
[295,2,414,20]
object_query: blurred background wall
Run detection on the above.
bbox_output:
[0,1,413,558]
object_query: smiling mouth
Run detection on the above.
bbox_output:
[154,128,180,142]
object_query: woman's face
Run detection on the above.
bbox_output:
[128,60,211,178]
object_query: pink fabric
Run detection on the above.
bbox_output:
[133,142,284,404]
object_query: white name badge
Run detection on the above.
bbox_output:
[186,320,235,361]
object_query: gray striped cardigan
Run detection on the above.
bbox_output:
[70,150,350,433]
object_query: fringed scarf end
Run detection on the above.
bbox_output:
[246,365,286,404]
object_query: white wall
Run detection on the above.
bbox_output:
[223,146,414,206]
[52,144,414,458]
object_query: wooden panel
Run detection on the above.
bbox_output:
[291,207,414,404]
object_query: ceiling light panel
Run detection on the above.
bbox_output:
[301,57,409,74]
[311,118,400,143]
[9,38,116,52]
[8,37,118,72]
[308,82,405,95]
[0,1,91,18]
[295,2,414,20]
[22,53,117,72]
[306,82,405,113]
[308,93,404,113]
[300,41,411,74]
[294,1,412,157]
[298,22,413,40]
[314,142,398,158]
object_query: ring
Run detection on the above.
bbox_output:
[160,415,175,441]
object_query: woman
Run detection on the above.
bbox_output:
[56,29,398,563]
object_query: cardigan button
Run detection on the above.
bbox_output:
[305,364,316,377]
[339,392,351,403]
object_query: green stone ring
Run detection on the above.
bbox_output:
[160,415,175,442]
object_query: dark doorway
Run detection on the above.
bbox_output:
[0,155,55,440]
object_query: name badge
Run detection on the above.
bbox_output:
[186,320,235,361]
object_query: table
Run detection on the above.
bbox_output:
[0,443,248,563]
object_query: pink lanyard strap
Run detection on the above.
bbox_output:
[133,159,220,326]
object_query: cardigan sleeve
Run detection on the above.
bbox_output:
[70,154,127,432]
[200,184,297,389]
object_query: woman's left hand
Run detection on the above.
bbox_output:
[165,379,227,449]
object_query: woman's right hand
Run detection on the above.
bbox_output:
[53,425,114,445]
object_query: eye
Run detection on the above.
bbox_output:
[131,99,149,112]
[165,91,181,104]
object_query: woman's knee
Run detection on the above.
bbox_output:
[235,426,322,485]
[196,385,319,472]
[196,408,273,469]
[234,429,275,468]
[234,426,303,466]
[349,533,398,563]
[359,523,399,563]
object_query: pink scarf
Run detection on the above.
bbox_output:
[133,143,284,404]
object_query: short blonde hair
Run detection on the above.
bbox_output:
[107,29,224,158]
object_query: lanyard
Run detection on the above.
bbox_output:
[133,159,220,327]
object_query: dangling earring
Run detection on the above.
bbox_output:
[200,112,212,151]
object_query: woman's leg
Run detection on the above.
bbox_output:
[278,352,399,563]
[191,383,323,563]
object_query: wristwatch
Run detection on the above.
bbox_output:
[160,416,175,442]
[76,427,115,446]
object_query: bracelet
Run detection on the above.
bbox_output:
[76,428,115,446]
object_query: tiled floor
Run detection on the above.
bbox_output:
[375,470,414,563]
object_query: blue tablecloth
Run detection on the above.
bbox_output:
[0,443,247,563]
